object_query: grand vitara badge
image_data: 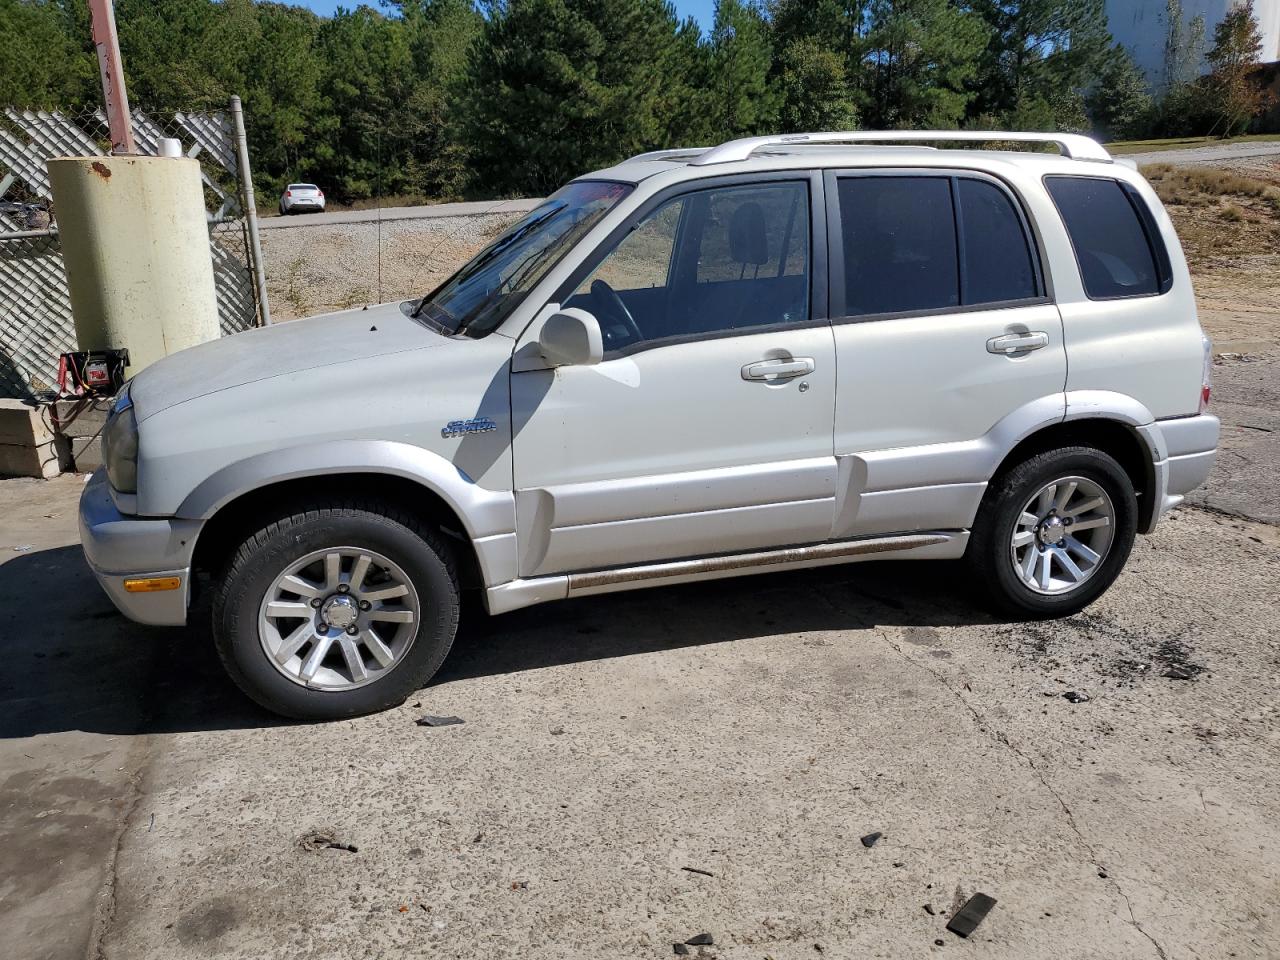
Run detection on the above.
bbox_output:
[441,417,498,439]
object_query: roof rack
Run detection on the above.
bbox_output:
[691,130,1112,166]
[626,147,710,164]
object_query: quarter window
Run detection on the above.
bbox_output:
[1045,176,1162,299]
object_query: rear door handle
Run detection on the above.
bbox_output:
[742,357,815,381]
[986,331,1049,355]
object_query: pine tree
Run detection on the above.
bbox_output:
[706,0,778,139]
[778,37,857,132]
[1085,44,1153,140]
[864,0,987,129]
[462,0,700,195]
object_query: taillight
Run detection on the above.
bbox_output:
[1199,335,1212,413]
[286,190,292,197]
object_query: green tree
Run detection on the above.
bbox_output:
[462,0,698,195]
[0,0,96,107]
[863,0,987,128]
[968,0,1115,131]
[1085,43,1152,140]
[705,0,777,139]
[1154,0,1209,135]
[778,37,857,132]
[1204,0,1274,136]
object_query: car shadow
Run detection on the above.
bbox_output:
[435,558,996,685]
[0,543,996,738]
[0,545,279,739]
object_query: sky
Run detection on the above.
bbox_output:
[290,1,717,32]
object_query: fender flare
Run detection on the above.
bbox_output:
[175,440,517,543]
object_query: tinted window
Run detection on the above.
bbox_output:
[567,181,810,352]
[957,178,1038,304]
[1045,176,1160,299]
[838,176,958,316]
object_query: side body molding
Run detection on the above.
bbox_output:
[175,440,519,586]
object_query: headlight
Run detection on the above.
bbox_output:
[101,389,138,493]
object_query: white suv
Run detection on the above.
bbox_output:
[80,131,1219,719]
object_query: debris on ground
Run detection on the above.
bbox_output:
[297,828,358,853]
[681,866,714,877]
[1062,691,1090,703]
[549,725,565,735]
[12,544,32,552]
[1163,667,1195,680]
[673,945,690,956]
[923,903,936,916]
[416,714,464,727]
[511,880,528,890]
[860,831,882,848]
[685,933,714,946]
[945,892,997,938]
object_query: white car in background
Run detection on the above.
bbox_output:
[279,183,325,215]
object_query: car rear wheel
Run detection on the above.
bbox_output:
[968,446,1137,618]
[212,502,459,719]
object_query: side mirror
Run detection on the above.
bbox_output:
[538,308,603,367]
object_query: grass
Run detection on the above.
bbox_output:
[1141,163,1280,265]
[1107,133,1280,155]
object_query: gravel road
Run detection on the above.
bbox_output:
[1,356,1277,960]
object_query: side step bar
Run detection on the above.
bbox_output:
[485,531,968,615]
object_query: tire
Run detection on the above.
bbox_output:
[968,446,1138,619]
[212,502,459,720]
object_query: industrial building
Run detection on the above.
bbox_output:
[1106,0,1280,81]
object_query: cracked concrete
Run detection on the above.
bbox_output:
[1,358,1277,959]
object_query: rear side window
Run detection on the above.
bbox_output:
[836,174,1041,318]
[957,179,1037,304]
[1044,176,1165,299]
[838,176,958,316]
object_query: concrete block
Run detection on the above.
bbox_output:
[53,399,109,438]
[0,400,60,478]
[66,434,104,473]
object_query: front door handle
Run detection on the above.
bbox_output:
[986,331,1049,355]
[742,357,815,381]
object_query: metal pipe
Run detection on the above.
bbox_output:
[87,0,135,155]
[229,95,271,326]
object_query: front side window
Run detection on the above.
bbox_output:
[414,180,632,338]
[1044,176,1162,299]
[564,180,810,353]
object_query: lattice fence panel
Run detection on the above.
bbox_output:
[0,104,259,400]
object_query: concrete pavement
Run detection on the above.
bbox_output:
[1,359,1276,959]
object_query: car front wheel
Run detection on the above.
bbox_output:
[968,446,1138,618]
[212,502,459,719]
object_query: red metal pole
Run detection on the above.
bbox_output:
[88,0,135,155]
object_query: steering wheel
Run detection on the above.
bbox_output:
[590,279,643,346]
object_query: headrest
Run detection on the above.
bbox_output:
[729,201,769,265]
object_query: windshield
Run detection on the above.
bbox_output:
[414,180,632,338]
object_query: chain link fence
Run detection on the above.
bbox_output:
[0,102,264,400]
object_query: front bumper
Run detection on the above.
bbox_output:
[78,469,203,626]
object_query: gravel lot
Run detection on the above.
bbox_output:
[2,162,1279,959]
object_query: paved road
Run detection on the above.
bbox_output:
[258,197,543,230]
[1123,140,1280,167]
